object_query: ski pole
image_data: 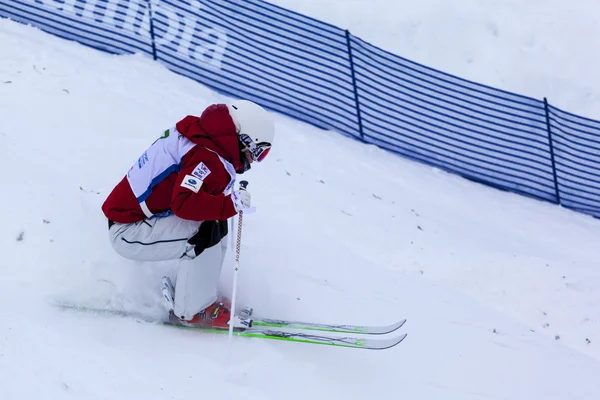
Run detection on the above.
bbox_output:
[229,180,248,341]
[230,219,234,252]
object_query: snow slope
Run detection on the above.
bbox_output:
[271,0,600,120]
[1,17,600,400]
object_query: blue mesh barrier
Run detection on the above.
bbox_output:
[150,0,359,137]
[349,34,557,202]
[2,0,600,218]
[549,105,600,216]
[0,0,153,56]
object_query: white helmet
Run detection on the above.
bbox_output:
[227,99,275,146]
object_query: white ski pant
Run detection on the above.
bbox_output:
[108,215,228,320]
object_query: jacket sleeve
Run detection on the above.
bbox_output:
[171,149,237,221]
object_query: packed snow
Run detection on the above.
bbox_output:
[1,8,600,400]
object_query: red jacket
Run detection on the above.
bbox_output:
[102,104,242,224]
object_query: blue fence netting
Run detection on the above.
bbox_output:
[1,0,599,218]
[349,34,557,203]
[0,0,154,56]
[151,0,360,138]
[548,105,600,216]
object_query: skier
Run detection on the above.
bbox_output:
[101,99,275,329]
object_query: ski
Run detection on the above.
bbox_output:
[158,277,406,336]
[250,317,406,335]
[56,304,407,350]
[166,323,407,350]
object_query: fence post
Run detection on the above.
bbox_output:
[345,30,364,141]
[543,97,561,205]
[147,0,158,61]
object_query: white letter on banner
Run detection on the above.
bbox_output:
[152,1,227,70]
[174,18,196,58]
[101,0,149,38]
[33,0,98,27]
[35,0,148,37]
[72,0,95,20]
[34,0,78,14]
[173,1,204,57]
[152,2,184,49]
[188,27,228,71]
[46,0,95,20]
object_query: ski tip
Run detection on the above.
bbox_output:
[371,318,406,335]
[380,333,408,350]
[357,332,407,350]
[358,318,407,335]
[395,319,407,329]
[395,333,408,346]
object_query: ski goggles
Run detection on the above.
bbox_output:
[239,134,272,162]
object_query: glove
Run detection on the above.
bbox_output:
[187,220,228,256]
[232,189,252,213]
